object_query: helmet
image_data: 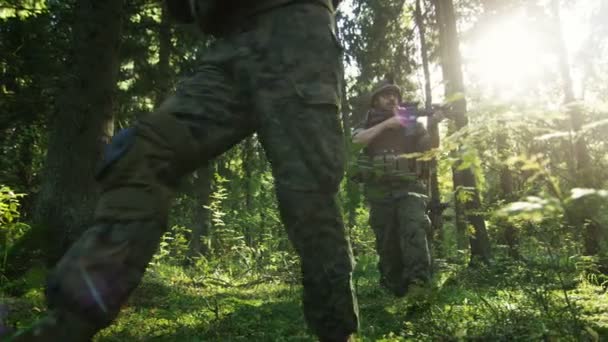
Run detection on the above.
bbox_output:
[370,77,402,106]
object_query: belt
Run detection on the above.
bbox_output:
[244,0,335,17]
[220,0,335,35]
[370,154,410,162]
[365,154,419,176]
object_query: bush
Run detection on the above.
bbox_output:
[0,185,30,280]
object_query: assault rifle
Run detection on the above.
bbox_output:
[367,102,454,135]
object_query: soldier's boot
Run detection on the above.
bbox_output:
[8,220,165,342]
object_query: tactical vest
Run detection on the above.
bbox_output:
[359,109,428,183]
[176,0,339,36]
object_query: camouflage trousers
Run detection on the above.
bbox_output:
[42,3,358,340]
[366,183,431,296]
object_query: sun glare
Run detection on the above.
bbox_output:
[462,4,591,102]
[463,14,554,101]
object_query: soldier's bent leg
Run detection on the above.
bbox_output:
[11,64,252,341]
[12,220,164,341]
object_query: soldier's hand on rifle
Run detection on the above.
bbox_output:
[385,115,403,129]
[353,115,401,145]
[432,108,446,122]
[428,105,456,125]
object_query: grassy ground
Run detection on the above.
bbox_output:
[1,254,607,341]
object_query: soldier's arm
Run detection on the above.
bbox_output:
[352,116,401,146]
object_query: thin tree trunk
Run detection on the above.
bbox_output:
[552,1,592,185]
[243,137,255,247]
[335,18,359,230]
[16,126,37,219]
[452,164,468,250]
[34,0,124,265]
[187,164,213,257]
[552,0,600,255]
[415,0,443,253]
[496,122,519,258]
[343,84,360,230]
[156,2,172,108]
[433,0,491,264]
[433,0,467,251]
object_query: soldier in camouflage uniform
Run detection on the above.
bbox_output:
[10,1,358,341]
[352,79,436,297]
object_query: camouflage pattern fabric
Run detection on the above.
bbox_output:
[14,3,358,341]
[366,181,432,296]
[349,93,433,296]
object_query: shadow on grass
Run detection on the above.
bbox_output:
[10,255,605,342]
[98,287,313,342]
[100,257,417,342]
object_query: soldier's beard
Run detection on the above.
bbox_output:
[378,101,397,112]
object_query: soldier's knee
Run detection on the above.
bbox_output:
[138,111,203,172]
[275,186,341,216]
[96,127,137,181]
[96,112,202,186]
[274,188,354,274]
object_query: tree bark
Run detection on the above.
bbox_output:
[414,0,443,252]
[187,164,213,258]
[155,2,172,108]
[551,0,600,255]
[433,0,491,264]
[34,0,124,265]
[496,122,519,257]
[335,17,359,230]
[553,2,591,184]
[242,137,255,247]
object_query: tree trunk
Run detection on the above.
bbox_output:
[452,168,468,250]
[34,0,124,265]
[16,126,37,218]
[496,123,519,258]
[187,164,213,258]
[414,0,443,252]
[551,0,600,255]
[433,0,491,264]
[335,18,359,231]
[155,2,172,108]
[243,137,255,247]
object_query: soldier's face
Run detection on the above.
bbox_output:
[375,91,399,112]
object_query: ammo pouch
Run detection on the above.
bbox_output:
[351,153,423,184]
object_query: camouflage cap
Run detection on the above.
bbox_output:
[371,78,402,106]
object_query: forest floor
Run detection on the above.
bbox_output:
[1,254,607,341]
